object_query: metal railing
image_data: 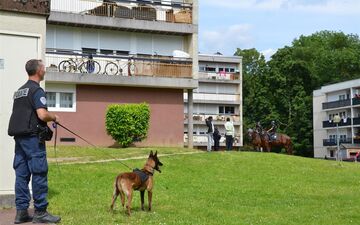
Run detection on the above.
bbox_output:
[198,72,240,81]
[353,97,360,106]
[323,138,352,146]
[353,117,360,125]
[45,50,192,78]
[51,0,192,24]
[322,99,351,110]
[322,119,352,128]
[184,114,241,123]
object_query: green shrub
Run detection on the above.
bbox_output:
[105,103,150,147]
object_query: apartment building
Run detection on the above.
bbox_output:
[0,0,49,207]
[313,78,360,159]
[45,0,198,147]
[184,54,243,149]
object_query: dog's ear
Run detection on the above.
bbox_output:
[154,151,157,157]
[149,150,153,157]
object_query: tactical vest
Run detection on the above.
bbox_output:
[8,80,47,137]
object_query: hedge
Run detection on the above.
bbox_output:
[105,103,150,147]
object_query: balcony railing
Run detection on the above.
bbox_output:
[51,0,192,24]
[322,118,352,128]
[323,138,352,146]
[353,97,360,106]
[183,114,241,124]
[45,50,192,79]
[353,117,360,125]
[322,99,351,110]
[198,72,240,81]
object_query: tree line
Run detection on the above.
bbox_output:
[237,31,360,157]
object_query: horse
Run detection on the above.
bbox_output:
[260,131,293,155]
[247,128,263,152]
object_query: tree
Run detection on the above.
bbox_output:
[239,31,360,156]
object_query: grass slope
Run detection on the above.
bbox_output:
[47,151,360,225]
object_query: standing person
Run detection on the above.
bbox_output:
[213,127,221,151]
[205,116,214,152]
[8,59,61,224]
[224,118,235,151]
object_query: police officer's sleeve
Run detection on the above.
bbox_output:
[33,89,47,109]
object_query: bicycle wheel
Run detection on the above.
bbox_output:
[58,60,76,73]
[104,62,119,75]
[80,60,101,74]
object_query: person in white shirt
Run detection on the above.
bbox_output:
[224,118,235,151]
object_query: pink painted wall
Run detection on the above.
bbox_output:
[51,85,184,147]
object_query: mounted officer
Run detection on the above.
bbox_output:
[255,121,263,133]
[8,59,61,224]
[267,120,277,141]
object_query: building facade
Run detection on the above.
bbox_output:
[0,0,49,207]
[184,54,243,149]
[45,0,198,147]
[313,78,360,159]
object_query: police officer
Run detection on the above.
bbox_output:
[8,59,61,224]
[267,120,277,141]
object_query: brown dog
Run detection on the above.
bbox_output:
[110,151,163,215]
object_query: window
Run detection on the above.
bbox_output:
[100,49,114,55]
[46,92,56,107]
[82,48,97,54]
[60,93,73,108]
[46,92,75,112]
[330,150,334,157]
[339,94,346,100]
[116,50,130,55]
[219,106,235,115]
[199,66,206,72]
[205,67,216,72]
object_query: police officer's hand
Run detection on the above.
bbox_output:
[54,114,60,123]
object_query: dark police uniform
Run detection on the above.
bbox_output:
[8,80,49,211]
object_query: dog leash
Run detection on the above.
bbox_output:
[52,122,133,170]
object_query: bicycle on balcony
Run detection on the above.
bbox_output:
[104,56,136,76]
[58,54,101,74]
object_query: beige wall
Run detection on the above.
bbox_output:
[313,93,328,158]
[0,11,46,196]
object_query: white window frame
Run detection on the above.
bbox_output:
[45,84,76,112]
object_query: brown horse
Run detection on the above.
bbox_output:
[260,131,293,155]
[247,128,263,152]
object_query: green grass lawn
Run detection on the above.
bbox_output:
[47,148,360,225]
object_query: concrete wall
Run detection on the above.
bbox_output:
[47,25,186,56]
[313,92,327,158]
[49,85,184,147]
[0,11,46,204]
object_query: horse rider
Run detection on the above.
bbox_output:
[255,121,263,133]
[267,120,277,141]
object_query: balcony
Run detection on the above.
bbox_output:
[49,0,195,34]
[353,97,360,106]
[45,50,196,89]
[322,118,352,128]
[323,138,352,146]
[353,117,360,125]
[183,114,241,125]
[322,99,351,110]
[198,72,240,83]
[184,134,242,147]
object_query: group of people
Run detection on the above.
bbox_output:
[205,116,235,151]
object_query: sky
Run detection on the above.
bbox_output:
[199,0,360,59]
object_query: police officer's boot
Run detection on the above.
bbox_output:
[14,209,32,224]
[32,210,61,224]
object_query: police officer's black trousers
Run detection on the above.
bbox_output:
[13,136,48,211]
